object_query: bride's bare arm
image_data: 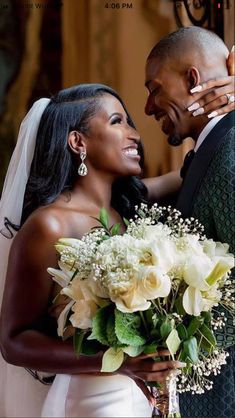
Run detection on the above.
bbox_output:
[143,170,182,202]
[0,210,182,388]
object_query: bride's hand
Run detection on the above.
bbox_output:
[120,350,186,405]
[187,47,235,118]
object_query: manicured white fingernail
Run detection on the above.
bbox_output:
[190,85,202,93]
[188,102,200,112]
[193,107,204,116]
[208,111,218,118]
[231,45,235,52]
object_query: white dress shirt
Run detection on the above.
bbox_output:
[194,113,227,153]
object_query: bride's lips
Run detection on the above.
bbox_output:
[122,144,140,160]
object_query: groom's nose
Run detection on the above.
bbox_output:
[145,94,156,116]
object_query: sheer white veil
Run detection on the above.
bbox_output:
[0,98,51,417]
[0,98,50,305]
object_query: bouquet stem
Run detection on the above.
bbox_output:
[151,374,181,418]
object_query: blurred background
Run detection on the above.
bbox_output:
[0,0,234,192]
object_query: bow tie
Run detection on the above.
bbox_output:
[180,149,195,179]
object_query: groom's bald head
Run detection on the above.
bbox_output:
[147,27,229,80]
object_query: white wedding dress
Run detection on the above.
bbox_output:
[41,374,152,417]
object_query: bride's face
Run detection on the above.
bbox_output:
[84,94,142,178]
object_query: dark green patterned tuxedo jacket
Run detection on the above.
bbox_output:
[176,111,235,418]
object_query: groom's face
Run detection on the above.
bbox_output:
[145,57,192,145]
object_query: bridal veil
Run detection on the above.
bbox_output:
[0,98,51,417]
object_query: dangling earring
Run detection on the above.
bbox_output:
[78,150,88,176]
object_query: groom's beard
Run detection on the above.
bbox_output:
[168,132,183,146]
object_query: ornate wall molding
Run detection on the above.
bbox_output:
[173,0,211,27]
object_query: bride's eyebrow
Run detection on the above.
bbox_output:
[108,112,125,120]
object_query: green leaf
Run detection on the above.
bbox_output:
[87,306,110,345]
[123,217,130,227]
[143,342,158,354]
[81,338,103,355]
[106,312,124,348]
[73,329,86,357]
[110,223,121,236]
[181,336,198,364]
[174,297,185,316]
[201,311,212,324]
[115,309,146,346]
[197,323,216,352]
[187,316,204,337]
[123,345,144,357]
[99,208,109,230]
[177,323,188,340]
[137,209,146,218]
[145,309,156,327]
[160,318,174,340]
[101,348,124,372]
[166,329,181,357]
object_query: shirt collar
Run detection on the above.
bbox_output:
[194,113,227,153]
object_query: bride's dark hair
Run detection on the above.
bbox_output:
[21,83,147,225]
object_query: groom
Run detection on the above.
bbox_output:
[144,27,234,418]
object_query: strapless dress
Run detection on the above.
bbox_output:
[41,373,152,417]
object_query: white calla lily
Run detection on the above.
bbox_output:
[183,286,203,316]
[47,266,74,288]
[57,300,74,336]
[183,256,213,291]
[206,259,234,286]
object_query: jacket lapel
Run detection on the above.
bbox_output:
[177,111,235,217]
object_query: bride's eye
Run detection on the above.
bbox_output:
[111,116,122,125]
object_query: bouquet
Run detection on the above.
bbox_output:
[48,204,234,418]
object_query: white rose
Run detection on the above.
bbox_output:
[150,240,179,271]
[106,272,150,313]
[114,288,150,313]
[138,266,171,300]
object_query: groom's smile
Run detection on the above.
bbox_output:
[144,56,192,145]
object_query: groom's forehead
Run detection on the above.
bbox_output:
[145,57,175,86]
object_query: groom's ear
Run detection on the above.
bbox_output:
[187,66,201,90]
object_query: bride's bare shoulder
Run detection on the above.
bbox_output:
[15,203,94,246]
[19,206,67,240]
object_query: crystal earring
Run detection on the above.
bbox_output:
[78,150,88,176]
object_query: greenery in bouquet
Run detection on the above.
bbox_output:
[48,204,235,395]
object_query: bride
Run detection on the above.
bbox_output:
[0,80,233,417]
[0,83,185,418]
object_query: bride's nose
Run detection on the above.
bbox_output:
[127,126,141,143]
